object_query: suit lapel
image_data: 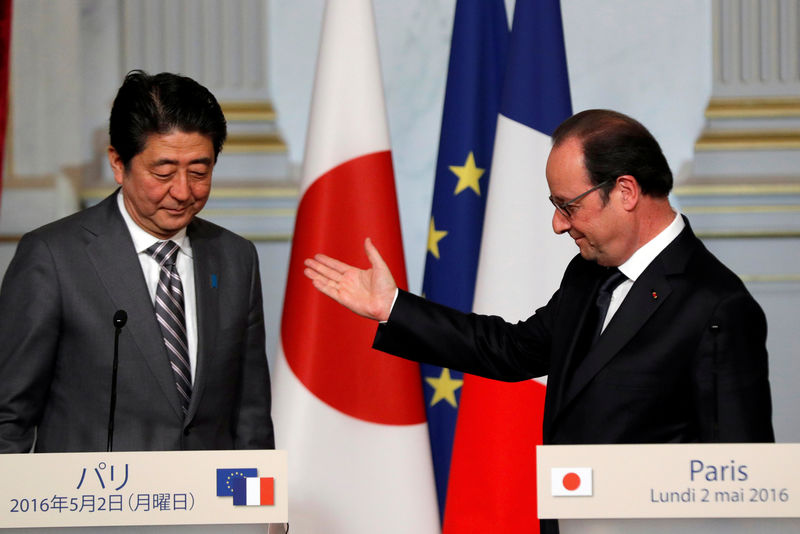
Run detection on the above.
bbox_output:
[83,193,184,420]
[186,220,220,422]
[548,274,602,418]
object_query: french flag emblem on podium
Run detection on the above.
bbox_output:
[232,477,275,506]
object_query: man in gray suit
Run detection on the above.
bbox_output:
[0,71,274,452]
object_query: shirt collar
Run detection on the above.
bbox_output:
[617,212,684,282]
[116,189,192,258]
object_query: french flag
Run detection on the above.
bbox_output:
[232,477,275,506]
[443,0,576,531]
[270,1,439,533]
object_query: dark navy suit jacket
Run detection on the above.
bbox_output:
[374,220,773,444]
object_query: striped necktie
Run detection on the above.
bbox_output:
[146,240,191,416]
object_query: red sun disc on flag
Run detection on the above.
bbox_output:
[562,472,581,491]
[282,151,426,426]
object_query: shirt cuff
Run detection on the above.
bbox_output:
[380,288,400,324]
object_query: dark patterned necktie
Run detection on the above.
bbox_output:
[564,268,630,388]
[146,240,191,416]
[592,268,628,343]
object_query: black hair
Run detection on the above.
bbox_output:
[552,109,672,199]
[108,70,227,168]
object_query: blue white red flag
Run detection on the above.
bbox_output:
[443,1,576,531]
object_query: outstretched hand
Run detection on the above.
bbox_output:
[303,238,397,322]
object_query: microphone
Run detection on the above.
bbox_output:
[113,310,127,329]
[107,310,127,452]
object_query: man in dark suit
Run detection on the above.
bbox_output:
[0,71,274,452]
[302,109,774,445]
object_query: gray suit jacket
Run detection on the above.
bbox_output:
[0,191,274,452]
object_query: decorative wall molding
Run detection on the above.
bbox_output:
[705,97,800,117]
[713,0,800,98]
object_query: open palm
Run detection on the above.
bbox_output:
[303,238,397,321]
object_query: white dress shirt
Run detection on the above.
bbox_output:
[117,191,197,383]
[603,212,685,332]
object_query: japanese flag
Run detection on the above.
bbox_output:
[270,0,439,532]
[551,467,593,496]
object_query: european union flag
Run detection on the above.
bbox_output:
[216,468,257,497]
[420,0,509,523]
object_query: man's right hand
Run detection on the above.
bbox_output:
[303,237,397,322]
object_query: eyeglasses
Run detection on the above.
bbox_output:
[549,178,615,219]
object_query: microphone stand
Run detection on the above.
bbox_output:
[107,310,127,452]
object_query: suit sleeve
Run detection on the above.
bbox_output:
[0,233,61,453]
[373,290,554,381]
[693,290,774,442]
[232,242,275,449]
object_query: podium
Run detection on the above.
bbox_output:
[0,449,287,531]
[537,443,800,533]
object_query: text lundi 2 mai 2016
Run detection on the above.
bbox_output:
[649,459,789,505]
